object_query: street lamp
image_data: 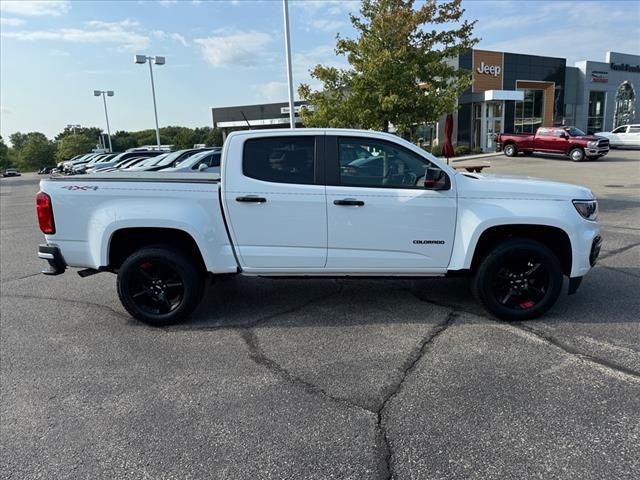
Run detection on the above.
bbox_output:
[67,124,81,133]
[93,90,114,152]
[134,54,165,148]
[282,0,295,128]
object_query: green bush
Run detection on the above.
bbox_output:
[455,145,470,156]
[430,145,442,156]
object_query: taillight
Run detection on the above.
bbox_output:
[36,191,56,234]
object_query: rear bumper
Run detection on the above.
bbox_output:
[38,244,67,275]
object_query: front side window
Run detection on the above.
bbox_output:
[338,138,440,189]
[611,126,628,134]
[243,137,315,184]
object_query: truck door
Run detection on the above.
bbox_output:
[222,134,327,270]
[324,135,456,271]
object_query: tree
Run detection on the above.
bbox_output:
[55,134,96,162]
[298,0,477,134]
[0,136,11,170]
[14,132,56,171]
[111,130,138,152]
[9,132,29,151]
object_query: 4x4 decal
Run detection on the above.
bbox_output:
[61,185,99,191]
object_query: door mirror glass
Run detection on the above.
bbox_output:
[198,163,208,172]
[424,167,448,190]
[559,132,569,139]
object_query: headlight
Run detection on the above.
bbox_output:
[573,200,598,221]
[587,141,597,147]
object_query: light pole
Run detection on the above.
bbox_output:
[282,0,295,128]
[93,90,114,152]
[67,124,81,133]
[135,54,165,148]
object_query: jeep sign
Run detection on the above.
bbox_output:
[477,61,502,77]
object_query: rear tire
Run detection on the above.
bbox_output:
[504,144,518,157]
[472,238,563,321]
[569,147,585,162]
[117,245,204,326]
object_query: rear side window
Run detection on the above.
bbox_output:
[629,126,640,133]
[537,128,552,136]
[243,137,315,184]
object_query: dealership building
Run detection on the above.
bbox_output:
[211,50,638,152]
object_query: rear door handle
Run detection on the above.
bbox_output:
[236,195,267,203]
[333,199,365,206]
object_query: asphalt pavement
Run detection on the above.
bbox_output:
[1,149,639,479]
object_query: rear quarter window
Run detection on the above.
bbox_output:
[243,137,315,184]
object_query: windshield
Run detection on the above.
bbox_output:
[175,151,209,167]
[138,154,166,167]
[565,127,587,137]
[153,150,197,167]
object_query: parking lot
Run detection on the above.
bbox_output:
[1,150,639,479]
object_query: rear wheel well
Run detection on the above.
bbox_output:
[471,225,572,276]
[108,228,206,272]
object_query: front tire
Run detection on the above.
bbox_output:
[117,245,204,326]
[504,144,518,157]
[569,147,585,162]
[472,238,563,321]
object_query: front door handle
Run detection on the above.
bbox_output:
[334,198,365,206]
[236,195,267,203]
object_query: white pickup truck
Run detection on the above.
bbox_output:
[36,129,602,326]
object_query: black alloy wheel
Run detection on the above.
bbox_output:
[117,246,204,326]
[472,238,563,321]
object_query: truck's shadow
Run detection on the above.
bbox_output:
[172,265,639,330]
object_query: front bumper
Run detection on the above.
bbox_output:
[585,146,609,156]
[38,244,67,275]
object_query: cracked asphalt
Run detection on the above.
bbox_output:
[1,149,639,479]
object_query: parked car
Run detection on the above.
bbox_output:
[128,148,216,172]
[121,154,168,170]
[3,168,21,177]
[37,128,601,326]
[87,150,165,173]
[496,126,610,161]
[97,156,151,173]
[160,149,221,173]
[594,124,640,148]
[73,153,119,174]
[38,166,56,175]
[64,153,103,173]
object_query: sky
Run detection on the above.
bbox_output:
[1,0,639,141]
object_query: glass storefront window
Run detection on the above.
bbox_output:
[473,103,481,150]
[515,89,544,133]
[588,91,606,134]
[613,81,636,129]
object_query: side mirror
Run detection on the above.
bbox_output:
[424,167,448,190]
[198,163,208,172]
[560,132,569,139]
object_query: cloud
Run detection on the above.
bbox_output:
[2,19,150,51]
[194,30,273,67]
[292,0,358,13]
[49,49,71,57]
[478,2,640,65]
[170,33,188,46]
[0,17,26,26]
[0,0,70,16]
[309,19,348,33]
[255,81,289,102]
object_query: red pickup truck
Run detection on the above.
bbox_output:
[496,126,610,162]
